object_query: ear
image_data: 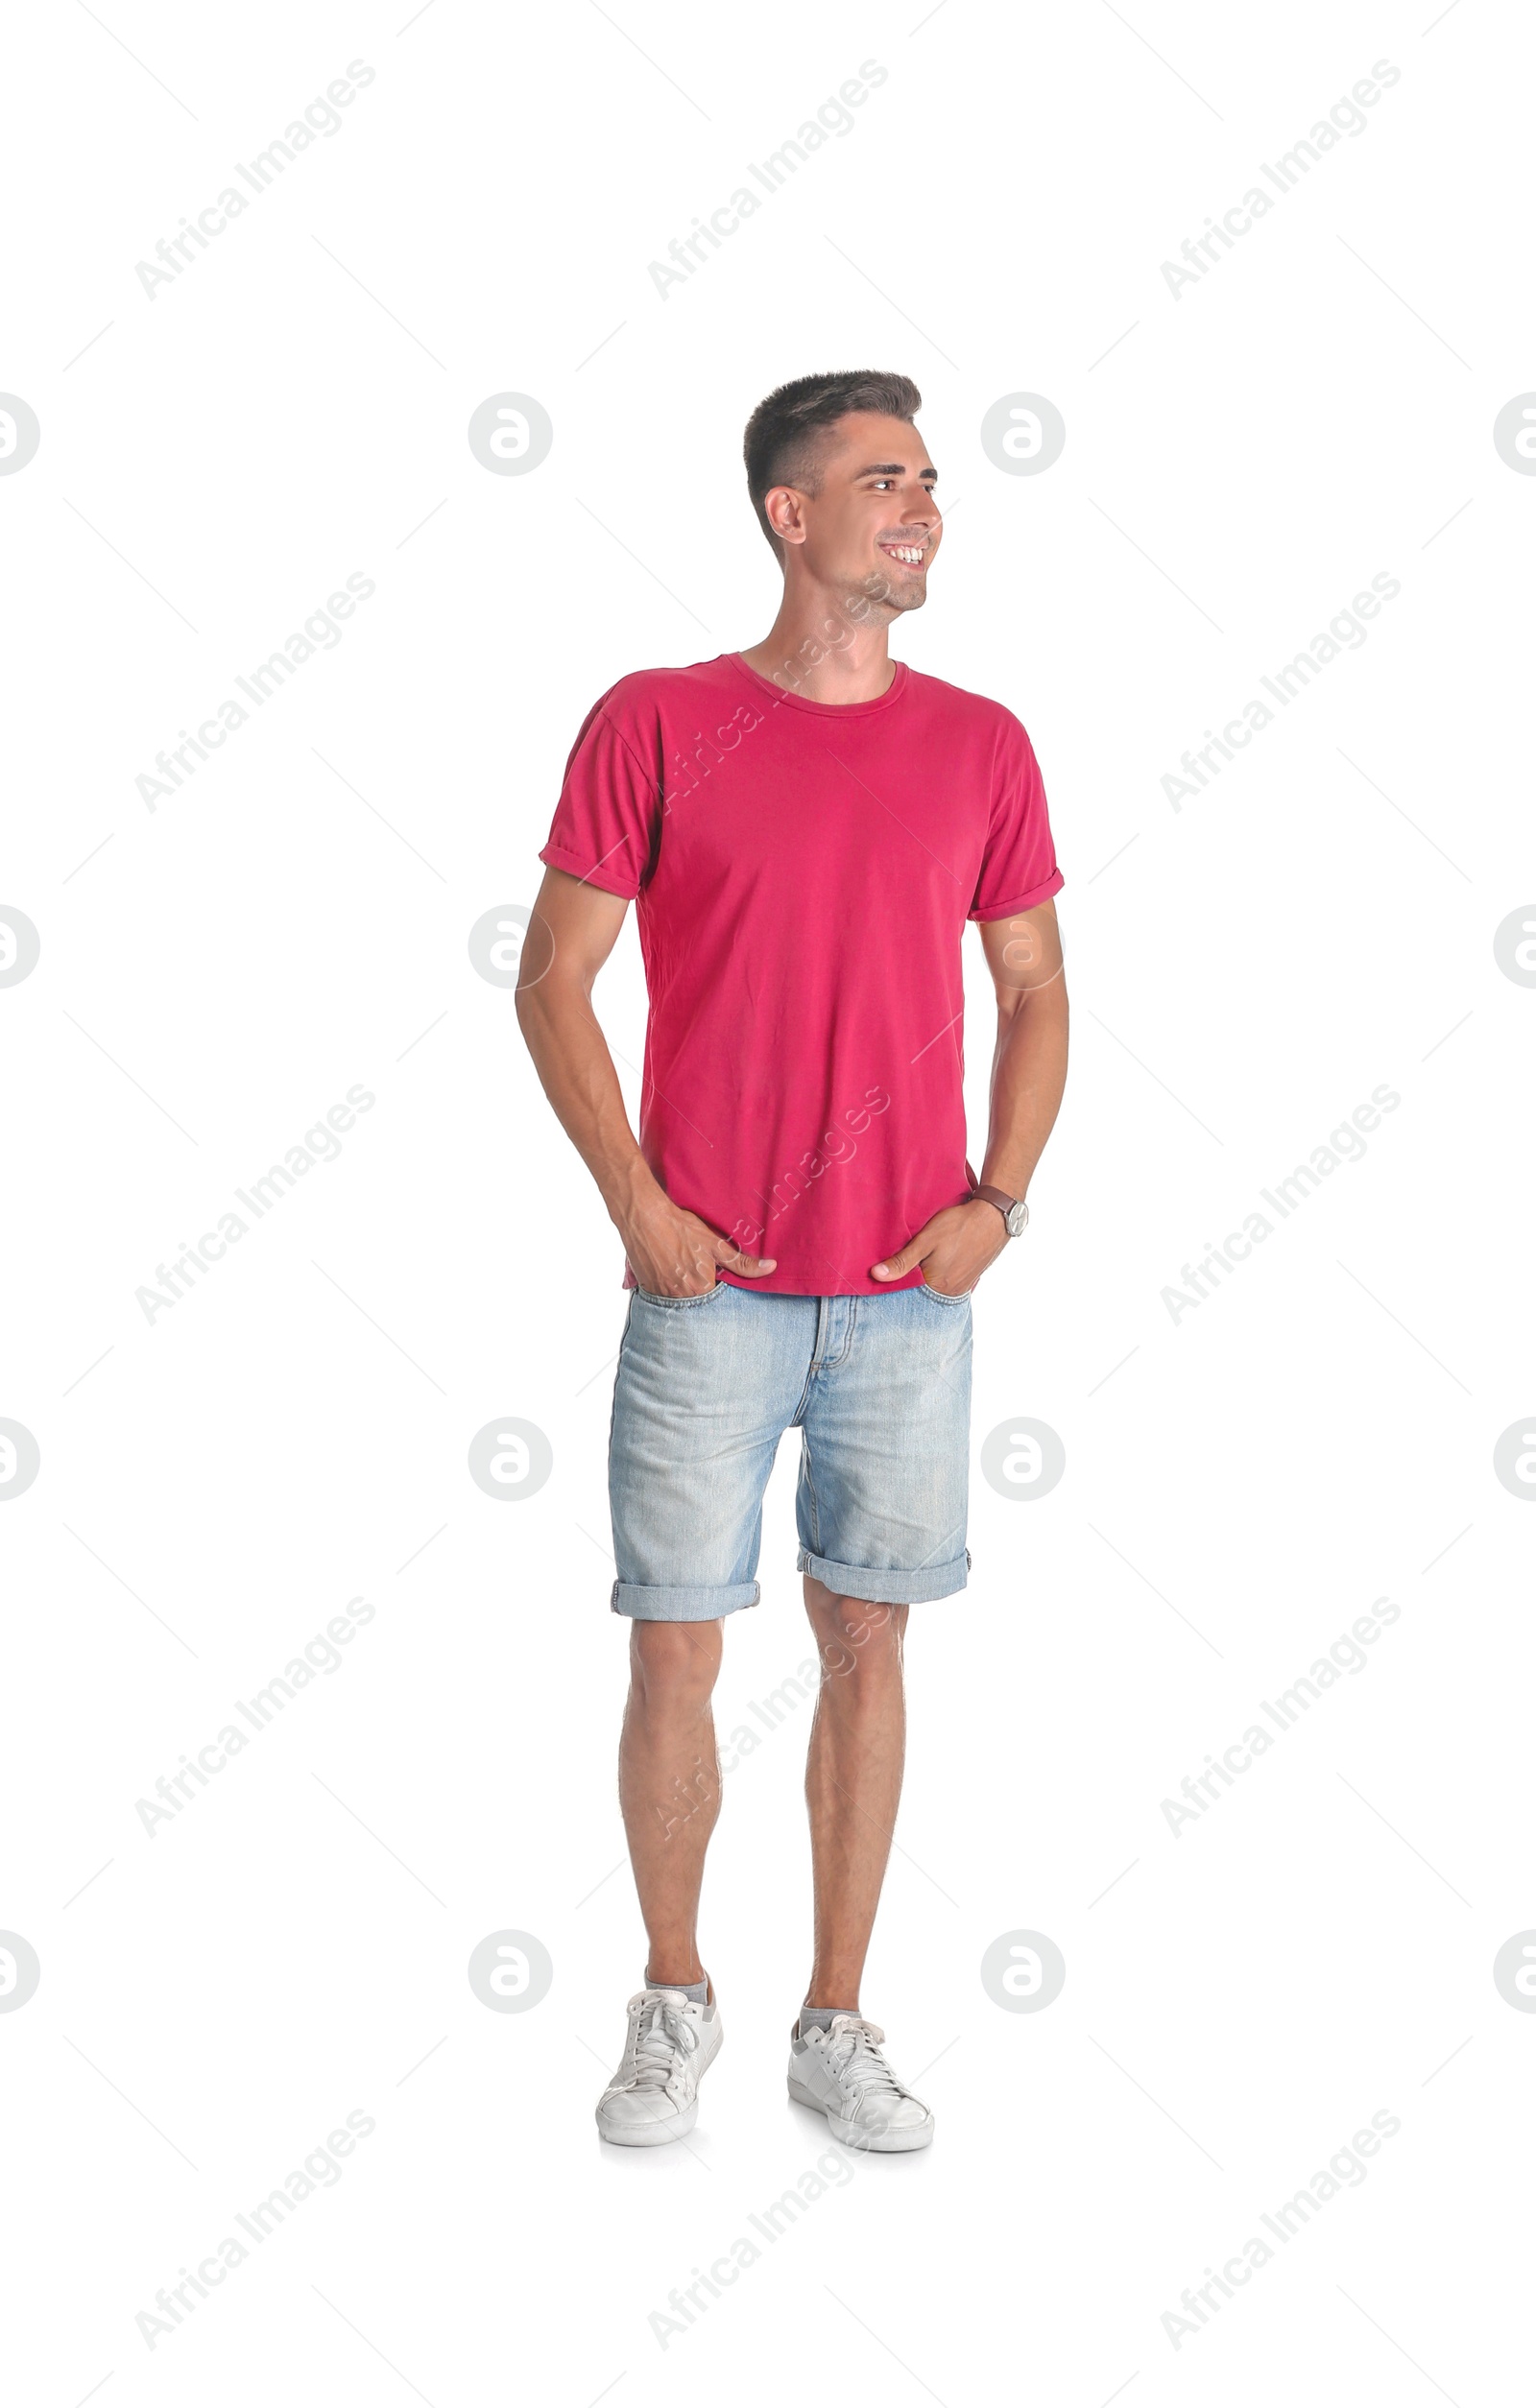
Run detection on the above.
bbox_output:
[763,485,807,547]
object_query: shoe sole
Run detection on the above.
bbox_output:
[596,2014,722,2148]
[786,2074,935,2152]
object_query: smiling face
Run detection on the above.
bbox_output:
[767,410,942,616]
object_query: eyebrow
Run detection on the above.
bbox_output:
[852,462,939,480]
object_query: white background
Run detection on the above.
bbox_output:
[3,0,1532,2399]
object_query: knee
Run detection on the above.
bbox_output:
[629,1618,722,1708]
[805,1586,907,1682]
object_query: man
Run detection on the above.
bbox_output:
[516,370,1068,2151]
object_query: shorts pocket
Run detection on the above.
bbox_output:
[636,1279,729,1309]
[917,1276,972,1306]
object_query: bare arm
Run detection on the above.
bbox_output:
[514,868,777,1295]
[871,896,1068,1292]
[974,895,1068,1198]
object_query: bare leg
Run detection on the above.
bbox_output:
[618,1619,724,1989]
[801,1576,909,2014]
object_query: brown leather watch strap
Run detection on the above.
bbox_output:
[971,1182,1019,1221]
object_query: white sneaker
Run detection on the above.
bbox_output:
[595,1986,722,2147]
[787,2015,935,2152]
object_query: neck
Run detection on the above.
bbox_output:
[739,576,898,704]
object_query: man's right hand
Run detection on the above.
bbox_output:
[620,1192,777,1297]
[514,870,779,1298]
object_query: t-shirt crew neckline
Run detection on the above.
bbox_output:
[726,651,911,718]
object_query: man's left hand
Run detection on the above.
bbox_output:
[871,1199,1009,1296]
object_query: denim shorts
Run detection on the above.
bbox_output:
[608,1280,972,1621]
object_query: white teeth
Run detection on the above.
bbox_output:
[885,545,924,563]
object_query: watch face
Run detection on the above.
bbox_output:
[1005,1201,1028,1238]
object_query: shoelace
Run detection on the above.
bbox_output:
[821,2017,908,2106]
[618,1994,699,2093]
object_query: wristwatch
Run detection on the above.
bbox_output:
[970,1182,1029,1238]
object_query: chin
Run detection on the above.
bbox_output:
[852,567,927,616]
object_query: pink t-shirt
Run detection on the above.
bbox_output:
[540,652,1063,1295]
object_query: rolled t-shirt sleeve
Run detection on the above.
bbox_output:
[969,712,1065,921]
[539,697,660,901]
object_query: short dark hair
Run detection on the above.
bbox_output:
[743,370,922,554]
